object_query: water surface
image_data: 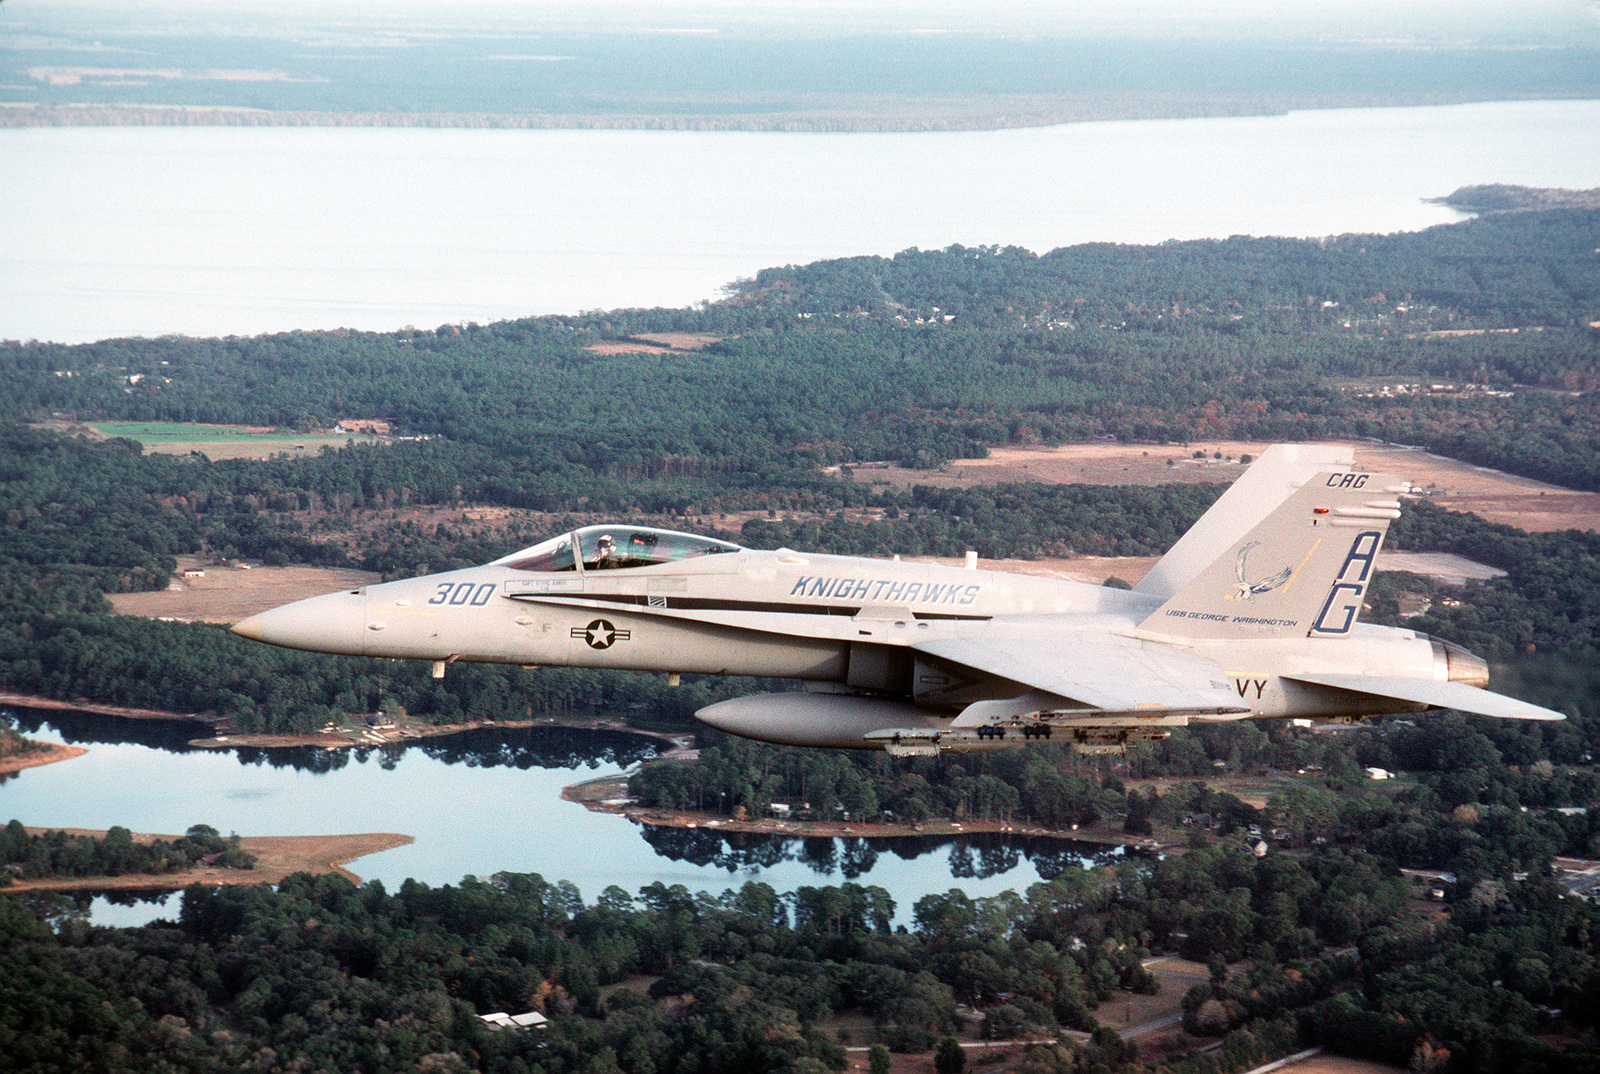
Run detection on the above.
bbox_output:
[4,714,1118,925]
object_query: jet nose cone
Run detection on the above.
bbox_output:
[230,615,266,642]
[231,590,368,655]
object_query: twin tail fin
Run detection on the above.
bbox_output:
[1141,469,1405,639]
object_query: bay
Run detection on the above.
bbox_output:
[2,715,1117,926]
[3,99,1597,345]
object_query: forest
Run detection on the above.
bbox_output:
[0,821,255,882]
[3,209,1600,1072]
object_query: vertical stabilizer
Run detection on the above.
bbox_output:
[1135,444,1355,600]
[1140,467,1404,640]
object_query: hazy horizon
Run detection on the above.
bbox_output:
[5,0,1597,128]
[12,0,1600,44]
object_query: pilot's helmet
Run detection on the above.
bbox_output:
[597,535,615,550]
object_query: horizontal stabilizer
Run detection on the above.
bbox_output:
[1286,673,1565,721]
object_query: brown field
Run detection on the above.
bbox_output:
[853,440,1600,533]
[8,828,413,892]
[109,557,380,624]
[584,333,722,355]
[912,553,1161,586]
[1128,775,1293,810]
[139,434,377,461]
[1282,1056,1406,1074]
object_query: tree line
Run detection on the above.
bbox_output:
[0,821,254,883]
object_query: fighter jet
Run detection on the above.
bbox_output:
[232,445,1563,755]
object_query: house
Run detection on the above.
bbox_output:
[478,1011,548,1032]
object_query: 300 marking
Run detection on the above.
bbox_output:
[428,582,496,606]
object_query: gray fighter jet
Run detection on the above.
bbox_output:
[232,445,1563,755]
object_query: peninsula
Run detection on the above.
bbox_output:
[3,828,413,894]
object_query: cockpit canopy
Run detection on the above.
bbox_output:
[494,525,743,573]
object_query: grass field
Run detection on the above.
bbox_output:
[92,422,295,442]
[81,421,383,460]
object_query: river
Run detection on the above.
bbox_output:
[3,99,1598,344]
[2,712,1122,927]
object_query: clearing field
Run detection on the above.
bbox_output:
[583,333,722,355]
[41,420,387,461]
[1280,1056,1405,1074]
[851,440,1600,533]
[109,557,380,624]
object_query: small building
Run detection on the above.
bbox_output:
[1366,767,1392,781]
[336,419,392,436]
[181,567,205,578]
[478,1011,548,1032]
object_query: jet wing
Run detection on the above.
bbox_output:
[1285,672,1565,721]
[913,635,1249,717]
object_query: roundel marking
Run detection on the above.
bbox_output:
[573,618,630,649]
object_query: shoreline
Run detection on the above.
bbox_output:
[194,718,690,755]
[2,91,1594,133]
[4,829,415,894]
[563,774,1166,851]
[1,692,687,755]
[0,741,89,776]
[0,691,222,725]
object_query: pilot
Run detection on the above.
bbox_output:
[593,534,617,569]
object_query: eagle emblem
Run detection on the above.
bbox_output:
[1229,541,1292,601]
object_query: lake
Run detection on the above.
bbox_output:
[4,99,1598,344]
[2,712,1123,927]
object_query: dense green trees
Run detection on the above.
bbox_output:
[0,821,253,881]
[7,827,1597,1072]
[630,733,1123,830]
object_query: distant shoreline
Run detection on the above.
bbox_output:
[0,691,220,725]
[0,691,686,755]
[563,774,1167,852]
[5,90,1594,133]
